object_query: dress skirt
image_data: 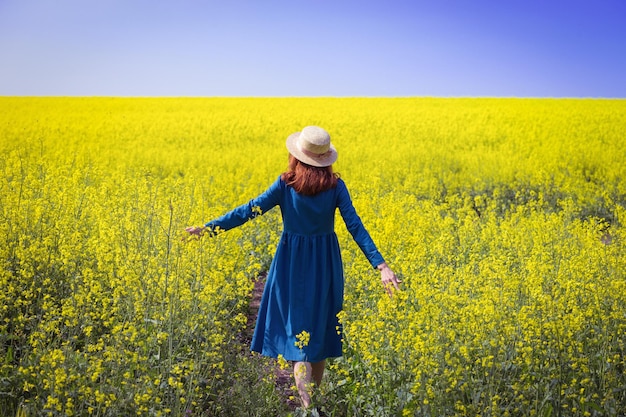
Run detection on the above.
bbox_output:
[251,231,344,362]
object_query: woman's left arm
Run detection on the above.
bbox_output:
[185,177,282,238]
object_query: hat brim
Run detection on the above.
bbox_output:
[286,132,338,167]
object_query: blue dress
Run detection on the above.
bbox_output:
[205,176,385,362]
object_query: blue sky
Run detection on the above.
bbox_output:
[1,0,624,97]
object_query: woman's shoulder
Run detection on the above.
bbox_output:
[335,177,347,190]
[271,174,285,186]
[275,175,288,190]
[259,175,285,196]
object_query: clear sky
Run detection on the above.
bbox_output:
[1,0,624,97]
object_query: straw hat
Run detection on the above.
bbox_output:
[286,126,338,167]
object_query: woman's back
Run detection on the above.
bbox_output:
[280,179,340,236]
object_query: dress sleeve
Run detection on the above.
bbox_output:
[336,180,385,268]
[204,177,282,234]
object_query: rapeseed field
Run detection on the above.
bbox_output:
[1,97,625,416]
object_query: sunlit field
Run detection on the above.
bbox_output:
[1,97,625,416]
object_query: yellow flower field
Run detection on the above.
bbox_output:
[1,97,625,416]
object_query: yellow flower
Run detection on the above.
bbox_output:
[294,330,310,350]
[277,354,290,370]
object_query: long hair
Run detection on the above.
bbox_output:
[281,154,339,196]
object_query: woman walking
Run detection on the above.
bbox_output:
[185,126,400,408]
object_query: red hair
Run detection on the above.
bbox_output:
[281,154,339,196]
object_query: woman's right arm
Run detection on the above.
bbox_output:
[337,180,401,295]
[336,180,385,267]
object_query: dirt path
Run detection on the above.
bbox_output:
[246,274,299,410]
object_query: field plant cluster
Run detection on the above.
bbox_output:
[1,97,625,416]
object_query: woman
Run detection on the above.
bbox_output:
[185,126,400,408]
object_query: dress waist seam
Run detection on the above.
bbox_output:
[282,230,336,238]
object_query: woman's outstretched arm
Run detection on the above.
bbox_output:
[184,177,282,239]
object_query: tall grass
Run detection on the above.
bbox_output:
[1,97,624,416]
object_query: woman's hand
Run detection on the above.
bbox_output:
[377,263,401,296]
[183,225,206,241]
